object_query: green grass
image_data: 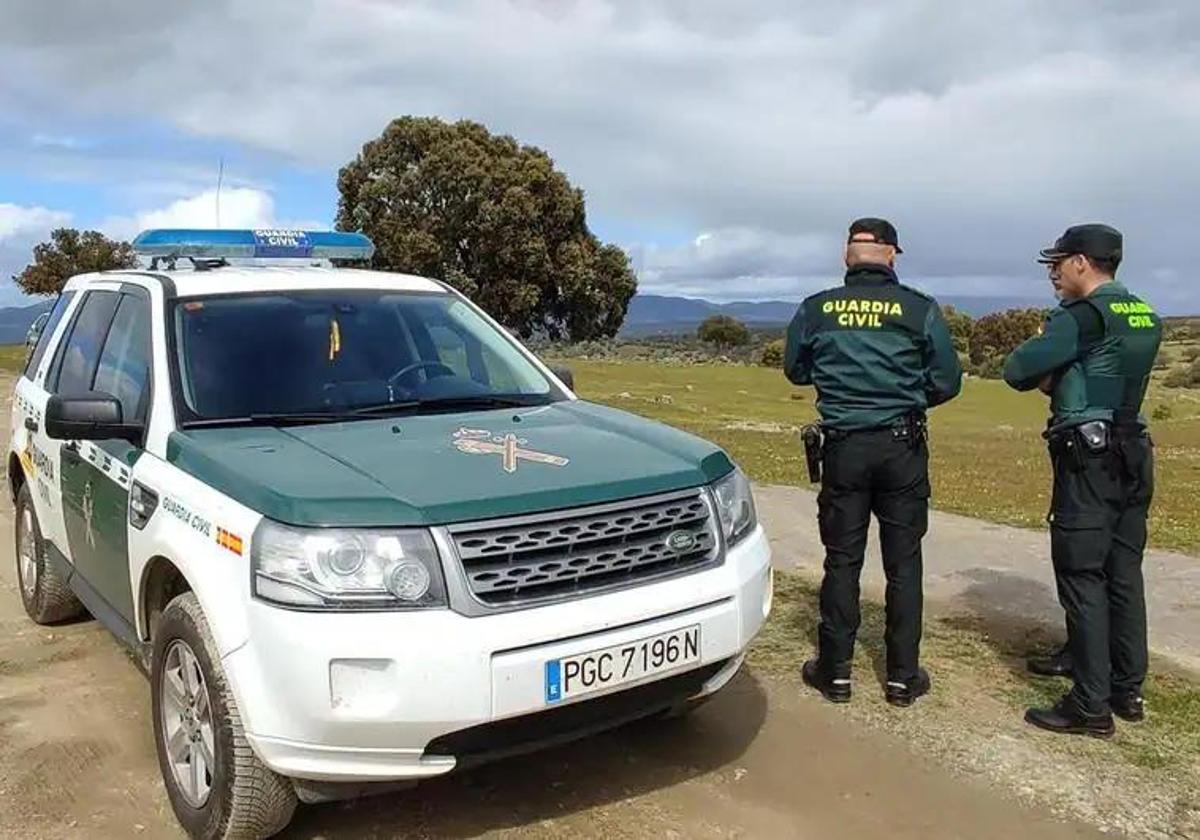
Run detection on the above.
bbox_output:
[560,359,1200,555]
[0,346,27,375]
[751,570,1200,773]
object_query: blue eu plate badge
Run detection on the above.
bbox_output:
[545,660,563,704]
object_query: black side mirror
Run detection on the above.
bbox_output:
[45,393,143,443]
[550,365,575,391]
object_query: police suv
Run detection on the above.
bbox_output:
[8,229,773,839]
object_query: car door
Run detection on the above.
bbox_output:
[12,289,80,559]
[51,288,152,627]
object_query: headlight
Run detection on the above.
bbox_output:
[251,520,447,610]
[711,467,757,546]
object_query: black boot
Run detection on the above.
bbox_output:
[1026,644,1072,677]
[801,658,851,703]
[1111,692,1145,723]
[885,667,931,707]
[1025,694,1114,738]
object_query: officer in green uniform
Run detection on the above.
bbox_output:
[1003,223,1162,737]
[785,218,962,707]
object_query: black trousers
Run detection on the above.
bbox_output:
[816,428,930,681]
[1049,432,1154,716]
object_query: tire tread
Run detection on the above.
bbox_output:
[16,484,84,624]
[160,593,296,839]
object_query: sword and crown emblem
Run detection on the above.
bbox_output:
[452,428,569,474]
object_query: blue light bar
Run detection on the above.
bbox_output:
[131,229,375,261]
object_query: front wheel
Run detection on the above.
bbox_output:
[14,482,84,624]
[151,593,297,839]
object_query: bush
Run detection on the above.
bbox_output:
[1154,349,1173,370]
[974,354,1006,380]
[1164,367,1195,389]
[760,339,785,368]
[1151,403,1174,421]
[697,315,750,349]
[1159,355,1200,390]
[1182,346,1200,363]
[968,308,1046,370]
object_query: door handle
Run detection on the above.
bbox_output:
[23,416,38,433]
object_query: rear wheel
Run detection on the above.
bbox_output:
[14,483,84,624]
[152,592,297,839]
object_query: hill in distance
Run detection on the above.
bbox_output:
[621,293,1047,335]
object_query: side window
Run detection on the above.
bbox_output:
[93,294,152,424]
[50,291,120,396]
[23,291,76,381]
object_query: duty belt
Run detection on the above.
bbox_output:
[1046,419,1148,476]
[823,413,927,444]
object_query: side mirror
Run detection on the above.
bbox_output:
[45,393,143,443]
[550,365,575,391]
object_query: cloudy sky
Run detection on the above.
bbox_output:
[1,0,1198,312]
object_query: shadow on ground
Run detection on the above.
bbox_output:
[281,670,769,838]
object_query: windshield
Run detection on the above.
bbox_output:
[172,290,559,423]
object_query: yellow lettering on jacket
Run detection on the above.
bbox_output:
[828,299,902,329]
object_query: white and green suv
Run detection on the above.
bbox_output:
[8,229,773,839]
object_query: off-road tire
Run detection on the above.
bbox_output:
[151,592,297,839]
[14,482,84,624]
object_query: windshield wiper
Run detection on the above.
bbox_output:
[181,411,370,429]
[349,395,549,416]
[180,396,553,429]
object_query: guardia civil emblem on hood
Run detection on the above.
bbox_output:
[451,428,569,474]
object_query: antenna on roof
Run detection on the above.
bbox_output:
[215,157,224,227]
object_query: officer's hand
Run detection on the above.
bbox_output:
[1037,374,1054,395]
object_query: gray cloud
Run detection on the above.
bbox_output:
[2,1,1199,310]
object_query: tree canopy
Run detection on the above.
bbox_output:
[697,314,750,349]
[969,307,1047,377]
[336,117,637,342]
[13,228,138,296]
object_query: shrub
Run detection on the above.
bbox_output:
[1164,367,1193,389]
[1182,346,1200,363]
[760,339,785,368]
[973,354,1006,380]
[1151,403,1173,421]
[697,315,750,349]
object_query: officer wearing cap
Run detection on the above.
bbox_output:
[1004,224,1162,737]
[785,218,962,706]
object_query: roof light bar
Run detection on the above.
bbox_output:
[131,229,375,261]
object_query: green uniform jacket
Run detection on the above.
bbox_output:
[1002,281,1163,431]
[784,264,963,430]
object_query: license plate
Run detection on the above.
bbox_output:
[544,625,701,704]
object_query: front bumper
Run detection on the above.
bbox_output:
[225,525,772,782]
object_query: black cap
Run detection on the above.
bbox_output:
[1037,223,1123,264]
[848,217,902,253]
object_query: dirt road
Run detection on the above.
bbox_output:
[757,484,1200,671]
[0,368,1101,839]
[0,557,1099,839]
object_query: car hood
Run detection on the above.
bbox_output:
[166,401,734,527]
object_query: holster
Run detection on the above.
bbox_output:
[801,424,823,484]
[1047,420,1109,473]
[890,412,928,450]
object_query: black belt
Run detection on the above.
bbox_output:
[1046,420,1147,474]
[823,413,926,445]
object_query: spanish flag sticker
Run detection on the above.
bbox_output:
[217,528,244,556]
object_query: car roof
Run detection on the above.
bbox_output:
[64,265,448,298]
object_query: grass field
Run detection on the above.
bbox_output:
[3,339,1195,553]
[559,358,1200,555]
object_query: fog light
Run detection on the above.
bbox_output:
[386,561,431,602]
